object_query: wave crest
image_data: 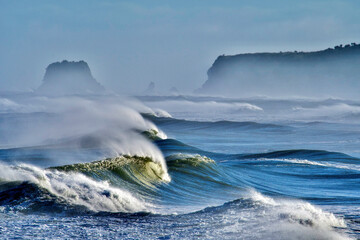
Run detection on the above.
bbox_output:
[53,155,171,184]
[0,162,150,213]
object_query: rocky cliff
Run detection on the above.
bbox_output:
[36,60,105,96]
[198,43,360,99]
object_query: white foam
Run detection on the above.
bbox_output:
[260,158,360,171]
[166,153,215,164]
[0,162,150,213]
[144,99,263,121]
[153,108,173,118]
[216,190,352,239]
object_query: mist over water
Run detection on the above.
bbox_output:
[0,94,163,158]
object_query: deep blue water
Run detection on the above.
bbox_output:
[0,96,359,239]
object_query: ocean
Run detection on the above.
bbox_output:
[0,94,359,239]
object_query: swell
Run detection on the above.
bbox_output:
[143,114,292,132]
[156,138,360,164]
[1,136,359,215]
[155,138,360,205]
[236,149,359,163]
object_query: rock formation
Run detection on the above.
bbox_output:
[36,60,105,96]
[143,82,157,95]
[198,43,360,99]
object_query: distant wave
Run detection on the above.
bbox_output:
[144,114,291,132]
[292,103,360,121]
[143,98,264,122]
[0,98,21,112]
[144,99,263,112]
[236,149,359,162]
[141,96,360,123]
[257,157,360,172]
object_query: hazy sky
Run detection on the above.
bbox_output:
[1,0,360,94]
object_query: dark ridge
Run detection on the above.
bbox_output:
[237,149,359,163]
[198,43,360,99]
[143,114,290,131]
[36,60,106,96]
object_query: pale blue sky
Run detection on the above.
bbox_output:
[1,0,360,94]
